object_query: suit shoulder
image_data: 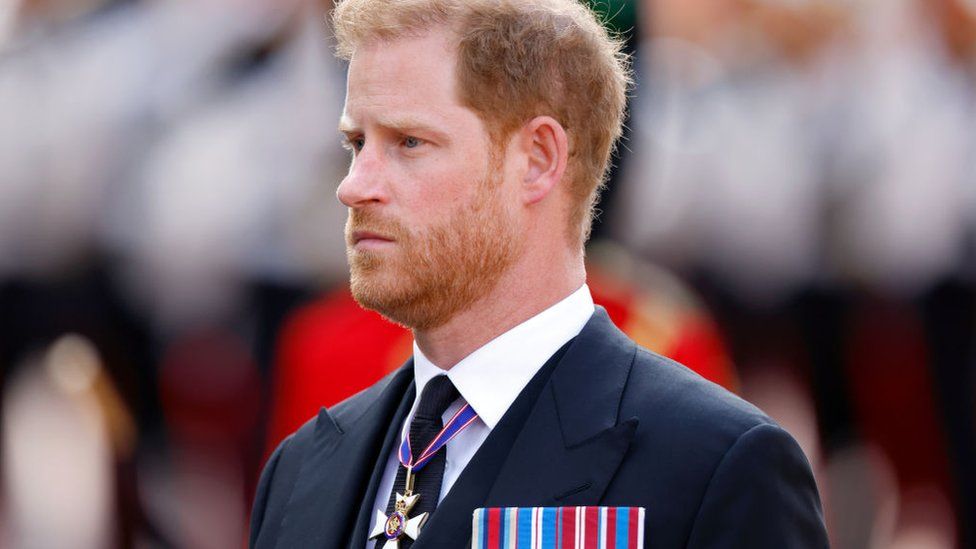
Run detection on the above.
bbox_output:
[622,347,776,445]
[605,345,825,545]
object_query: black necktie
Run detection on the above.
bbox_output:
[382,375,460,548]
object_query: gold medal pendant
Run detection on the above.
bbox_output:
[369,468,429,548]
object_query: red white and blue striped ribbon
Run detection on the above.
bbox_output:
[472,506,645,549]
[399,403,479,472]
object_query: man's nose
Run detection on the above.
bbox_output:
[336,153,388,208]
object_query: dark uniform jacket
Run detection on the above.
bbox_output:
[250,308,829,548]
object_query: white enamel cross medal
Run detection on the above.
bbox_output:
[369,467,429,548]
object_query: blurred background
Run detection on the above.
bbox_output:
[0,0,974,547]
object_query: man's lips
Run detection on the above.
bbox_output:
[350,230,395,246]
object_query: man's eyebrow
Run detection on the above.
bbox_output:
[338,114,450,141]
[338,116,358,134]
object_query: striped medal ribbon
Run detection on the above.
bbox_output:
[399,402,479,472]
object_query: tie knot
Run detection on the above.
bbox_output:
[415,375,460,420]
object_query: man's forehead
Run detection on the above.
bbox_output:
[341,30,469,132]
[345,29,458,90]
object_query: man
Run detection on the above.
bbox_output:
[249,0,829,547]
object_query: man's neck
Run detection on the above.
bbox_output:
[413,258,586,370]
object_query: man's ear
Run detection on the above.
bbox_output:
[518,116,568,205]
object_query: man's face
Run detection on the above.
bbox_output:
[337,29,523,330]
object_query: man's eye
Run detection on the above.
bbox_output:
[403,136,422,149]
[342,136,365,152]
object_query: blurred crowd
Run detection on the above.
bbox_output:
[0,0,974,547]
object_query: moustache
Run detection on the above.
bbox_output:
[345,209,410,245]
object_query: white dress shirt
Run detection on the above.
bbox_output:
[365,284,595,546]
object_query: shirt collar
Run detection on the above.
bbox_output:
[412,284,595,429]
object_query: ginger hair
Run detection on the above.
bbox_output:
[332,0,631,247]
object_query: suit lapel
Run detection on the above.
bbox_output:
[412,308,639,548]
[347,376,417,549]
[486,307,639,505]
[275,363,415,549]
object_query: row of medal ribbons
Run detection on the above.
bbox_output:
[472,506,645,549]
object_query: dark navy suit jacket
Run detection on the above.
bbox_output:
[250,308,829,548]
